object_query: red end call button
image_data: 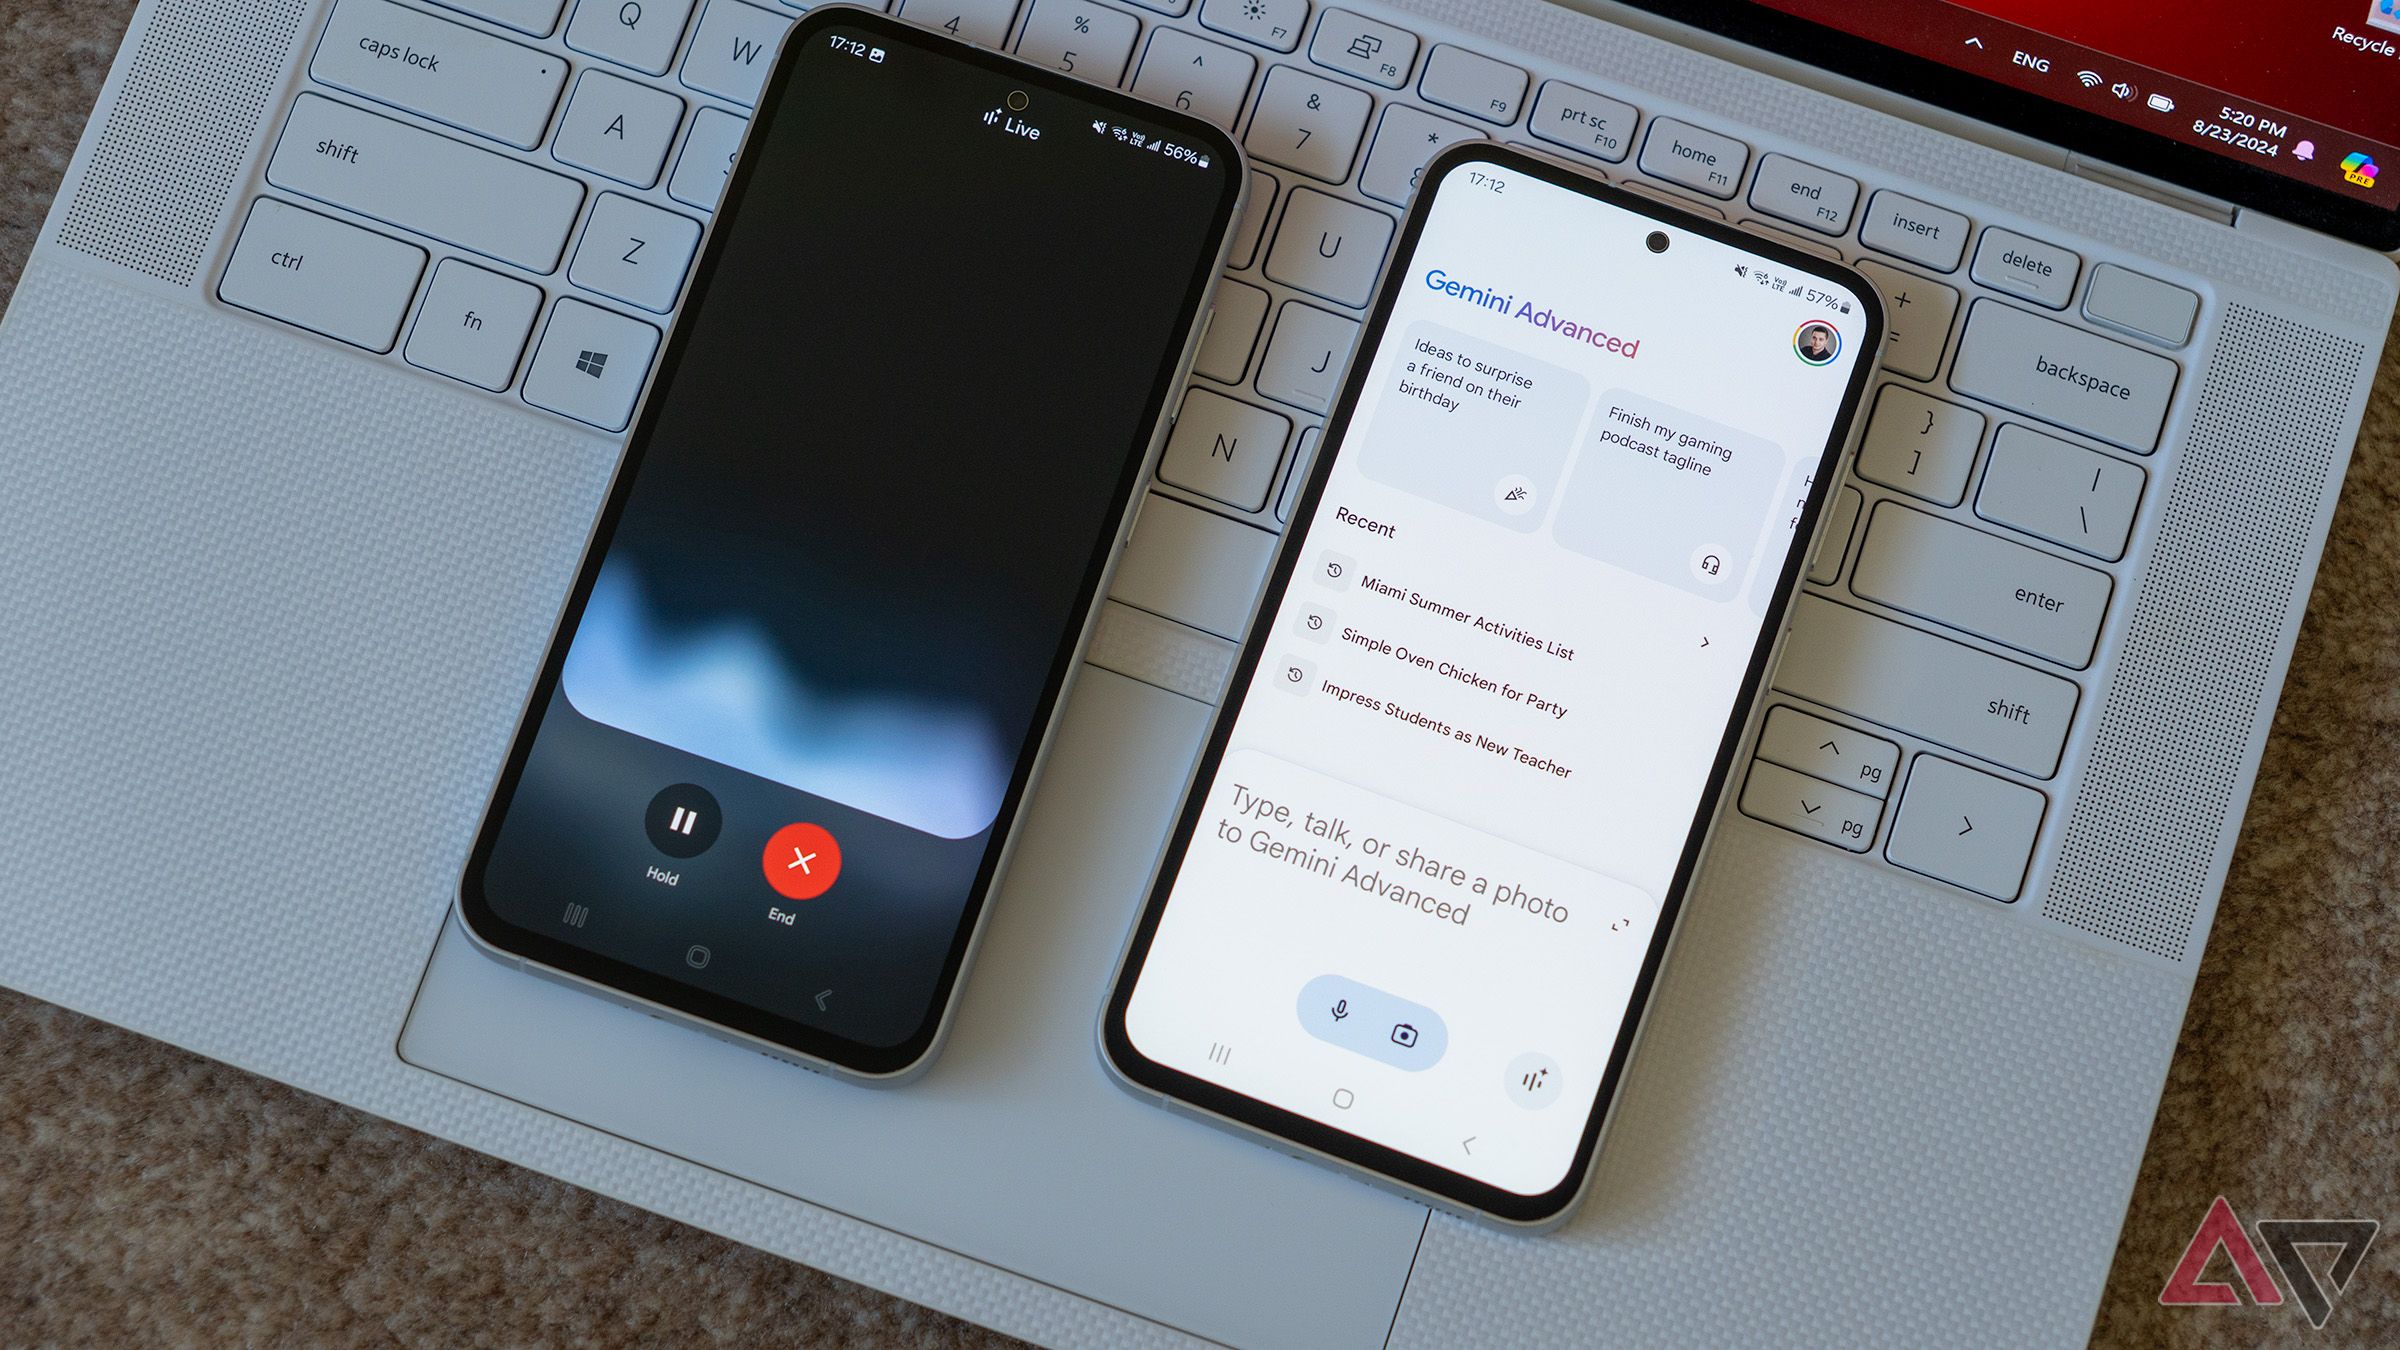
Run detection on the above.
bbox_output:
[762,822,842,900]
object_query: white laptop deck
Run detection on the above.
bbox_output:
[3,0,2392,1343]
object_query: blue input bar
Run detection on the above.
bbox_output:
[1296,974,1449,1072]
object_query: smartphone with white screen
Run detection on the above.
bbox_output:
[1101,144,1880,1226]
[458,7,1240,1082]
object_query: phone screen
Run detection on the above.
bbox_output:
[1108,148,1877,1218]
[462,12,1237,1074]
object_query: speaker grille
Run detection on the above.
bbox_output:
[2044,305,2364,961]
[55,0,308,285]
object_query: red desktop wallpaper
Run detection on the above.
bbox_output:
[1757,0,2399,202]
[1960,0,2397,140]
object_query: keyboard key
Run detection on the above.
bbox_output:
[1852,259,1959,381]
[1244,67,1370,182]
[269,94,585,272]
[1974,424,2144,561]
[1949,300,2178,453]
[682,0,792,103]
[1255,299,1357,412]
[553,69,687,188]
[313,0,568,150]
[218,197,426,352]
[523,297,661,430]
[1970,228,2079,310]
[1263,188,1391,305]
[404,257,542,389]
[1194,278,1268,382]
[1636,117,1747,199]
[897,0,1019,47]
[1158,387,1290,511]
[1850,502,2113,669]
[2083,263,2200,347]
[1773,594,2079,778]
[1747,153,1857,236]
[1739,760,1880,852]
[1740,218,1837,261]
[1013,0,1138,82]
[1417,44,1525,125]
[1197,0,1306,52]
[1860,190,1970,272]
[428,0,567,38]
[569,192,704,312]
[1230,168,1276,268]
[1526,80,1637,163]
[1619,180,1722,219]
[1132,28,1256,131]
[1855,385,1985,506]
[1123,0,1186,12]
[1756,705,1898,798]
[1806,483,1861,585]
[566,0,697,75]
[668,106,746,209]
[1359,103,1481,207]
[1309,8,1416,88]
[1110,492,1277,636]
[1886,755,2046,901]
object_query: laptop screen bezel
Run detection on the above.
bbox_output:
[1615,0,2400,252]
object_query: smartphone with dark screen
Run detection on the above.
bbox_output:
[459,6,1242,1081]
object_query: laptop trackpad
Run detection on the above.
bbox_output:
[400,666,1423,1348]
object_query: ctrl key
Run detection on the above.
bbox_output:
[1739,759,1880,852]
[218,197,426,353]
[522,297,661,432]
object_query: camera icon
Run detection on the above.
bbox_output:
[1389,1022,1418,1048]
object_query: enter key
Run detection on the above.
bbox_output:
[1850,502,2113,669]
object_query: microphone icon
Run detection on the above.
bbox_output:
[1331,999,1349,1022]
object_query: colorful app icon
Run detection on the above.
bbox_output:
[2371,0,2400,37]
[2342,152,2379,188]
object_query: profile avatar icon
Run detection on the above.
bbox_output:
[1793,321,1841,366]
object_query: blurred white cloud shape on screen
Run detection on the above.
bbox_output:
[562,563,1011,840]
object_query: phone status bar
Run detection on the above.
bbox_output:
[1092,119,1215,169]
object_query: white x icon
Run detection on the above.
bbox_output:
[786,847,817,875]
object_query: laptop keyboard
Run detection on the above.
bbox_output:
[213,0,2212,910]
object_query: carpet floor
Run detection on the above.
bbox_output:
[3,0,2393,1342]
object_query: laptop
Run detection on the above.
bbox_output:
[3,0,2393,1341]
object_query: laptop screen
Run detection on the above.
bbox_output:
[1634,1,2400,248]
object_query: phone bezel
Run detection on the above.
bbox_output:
[458,5,1243,1079]
[1101,143,1885,1224]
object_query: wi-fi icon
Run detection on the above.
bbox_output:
[2076,70,2104,89]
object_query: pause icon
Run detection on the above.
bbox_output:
[645,784,721,858]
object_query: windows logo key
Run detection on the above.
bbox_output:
[574,349,609,377]
[2342,152,2379,189]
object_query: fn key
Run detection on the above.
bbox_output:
[522,298,660,432]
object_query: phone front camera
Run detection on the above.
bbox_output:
[1645,231,1670,253]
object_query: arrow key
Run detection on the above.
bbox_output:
[1886,755,2046,901]
[1738,760,1881,852]
[1755,704,1900,798]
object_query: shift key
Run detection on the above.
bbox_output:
[1772,594,2079,778]
[1950,300,2178,453]
[268,93,584,272]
